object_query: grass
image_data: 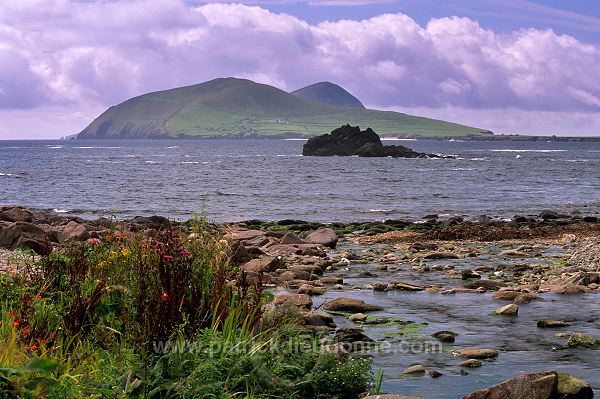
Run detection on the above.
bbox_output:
[79,77,492,139]
[0,218,374,398]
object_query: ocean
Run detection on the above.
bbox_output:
[1,138,600,222]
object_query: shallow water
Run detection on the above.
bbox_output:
[1,139,600,222]
[300,241,600,398]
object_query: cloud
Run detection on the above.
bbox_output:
[1,1,600,138]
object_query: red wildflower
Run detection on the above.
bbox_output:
[161,292,168,302]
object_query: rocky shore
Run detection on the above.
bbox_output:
[1,204,599,398]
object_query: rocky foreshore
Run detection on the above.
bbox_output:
[1,204,599,398]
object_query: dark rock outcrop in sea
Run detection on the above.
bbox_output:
[302,124,443,158]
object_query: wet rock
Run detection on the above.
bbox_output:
[390,281,424,291]
[0,222,52,255]
[464,280,505,290]
[564,332,599,349]
[432,331,457,343]
[288,264,323,275]
[305,227,338,248]
[459,359,483,368]
[461,371,557,399]
[499,250,530,257]
[333,327,374,343]
[401,364,425,375]
[372,282,388,292]
[409,242,438,252]
[492,291,539,303]
[429,370,443,378]
[241,256,284,273]
[539,284,587,294]
[537,319,570,328]
[461,270,481,280]
[454,348,498,359]
[424,251,460,260]
[566,272,600,286]
[556,371,594,399]
[227,229,266,241]
[348,313,368,322]
[323,297,384,312]
[273,294,312,309]
[302,311,336,329]
[297,284,326,296]
[319,276,343,284]
[493,304,518,316]
[130,215,171,228]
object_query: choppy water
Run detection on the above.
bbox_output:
[1,139,600,222]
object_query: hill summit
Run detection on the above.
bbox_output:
[292,82,365,109]
[77,77,492,139]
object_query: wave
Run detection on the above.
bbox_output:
[381,138,417,141]
[489,149,567,153]
[363,208,395,213]
[0,172,26,178]
[215,191,237,196]
[46,145,64,149]
[52,208,70,213]
[73,146,123,149]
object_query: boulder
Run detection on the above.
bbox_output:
[556,371,594,399]
[333,327,374,343]
[459,359,483,368]
[461,371,557,399]
[493,304,519,316]
[424,251,460,260]
[564,332,599,348]
[493,291,539,303]
[59,220,90,242]
[279,232,305,245]
[432,331,457,343]
[390,281,423,291]
[302,311,336,329]
[305,228,339,249]
[297,284,326,296]
[323,297,384,312]
[348,313,369,322]
[319,276,343,284]
[0,206,34,223]
[240,256,284,273]
[401,364,426,375]
[454,348,498,359]
[0,222,51,255]
[273,294,312,309]
[537,319,570,328]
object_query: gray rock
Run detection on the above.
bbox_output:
[493,304,518,316]
[454,348,498,359]
[323,297,384,312]
[401,364,426,375]
[0,221,51,255]
[305,228,338,249]
[240,256,284,273]
[461,371,557,399]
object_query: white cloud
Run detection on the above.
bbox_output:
[1,1,600,138]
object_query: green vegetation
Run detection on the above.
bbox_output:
[78,78,492,139]
[0,220,373,398]
[291,82,365,109]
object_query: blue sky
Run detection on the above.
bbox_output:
[1,0,600,138]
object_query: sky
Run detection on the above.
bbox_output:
[1,0,600,139]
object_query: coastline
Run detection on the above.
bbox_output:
[1,205,599,397]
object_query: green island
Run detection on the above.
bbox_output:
[77,78,492,139]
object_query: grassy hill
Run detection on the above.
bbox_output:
[292,82,365,109]
[78,78,493,139]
